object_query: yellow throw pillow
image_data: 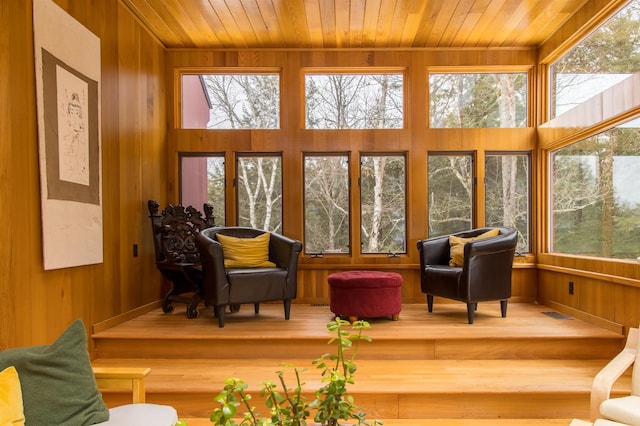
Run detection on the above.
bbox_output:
[449,228,500,267]
[217,232,276,268]
[0,366,25,426]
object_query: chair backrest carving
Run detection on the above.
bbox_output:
[148,200,215,265]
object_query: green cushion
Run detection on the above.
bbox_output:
[0,319,109,425]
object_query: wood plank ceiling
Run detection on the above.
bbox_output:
[121,0,596,50]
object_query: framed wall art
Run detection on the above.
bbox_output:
[33,0,103,270]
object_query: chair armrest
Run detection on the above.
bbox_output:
[195,231,230,302]
[417,235,450,267]
[590,328,638,421]
[269,232,303,269]
[93,367,151,404]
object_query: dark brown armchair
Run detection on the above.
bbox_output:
[148,200,215,318]
[417,227,518,324]
[195,227,303,327]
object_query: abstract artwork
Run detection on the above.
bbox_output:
[33,0,103,270]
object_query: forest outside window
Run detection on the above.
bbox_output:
[181,73,280,129]
[485,153,531,253]
[304,72,403,129]
[360,154,406,254]
[236,154,282,233]
[549,0,640,119]
[428,153,474,237]
[179,154,226,225]
[550,118,640,259]
[429,72,527,128]
[304,154,350,254]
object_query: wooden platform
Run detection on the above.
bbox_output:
[91,302,628,424]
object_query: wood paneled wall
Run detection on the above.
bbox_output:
[2,0,638,350]
[165,49,539,304]
[530,0,640,334]
[0,0,167,349]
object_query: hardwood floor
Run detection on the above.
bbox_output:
[91,302,627,424]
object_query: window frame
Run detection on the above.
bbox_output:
[302,67,407,130]
[234,152,284,233]
[427,151,477,238]
[484,151,533,254]
[359,151,408,255]
[302,151,352,255]
[547,118,640,260]
[178,152,226,226]
[177,67,282,130]
[427,66,533,129]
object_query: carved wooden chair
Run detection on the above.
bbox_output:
[148,200,215,318]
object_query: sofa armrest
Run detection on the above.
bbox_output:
[590,328,638,421]
[93,367,151,404]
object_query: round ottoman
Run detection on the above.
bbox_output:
[328,270,402,322]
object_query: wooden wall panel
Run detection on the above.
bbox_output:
[0,0,167,349]
[537,255,640,333]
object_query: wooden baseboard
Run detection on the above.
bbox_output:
[540,300,624,335]
[92,300,162,334]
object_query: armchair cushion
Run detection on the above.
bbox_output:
[0,319,109,426]
[102,403,178,426]
[217,232,276,268]
[0,366,25,425]
[449,228,499,266]
[600,395,640,426]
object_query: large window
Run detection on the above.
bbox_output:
[236,154,282,232]
[429,72,527,128]
[304,73,403,129]
[550,0,640,118]
[181,73,280,129]
[485,153,531,253]
[360,154,406,254]
[550,118,640,259]
[304,154,350,254]
[428,153,474,237]
[180,154,225,225]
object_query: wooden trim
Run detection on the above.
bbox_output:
[537,263,640,289]
[539,300,624,334]
[538,0,629,65]
[92,301,162,334]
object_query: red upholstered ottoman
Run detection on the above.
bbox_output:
[328,271,402,322]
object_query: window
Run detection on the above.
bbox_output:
[485,153,531,253]
[305,73,403,129]
[236,154,282,232]
[304,154,350,254]
[550,118,640,259]
[550,0,640,118]
[429,72,527,128]
[179,154,225,225]
[360,154,406,254]
[181,73,280,129]
[428,153,474,237]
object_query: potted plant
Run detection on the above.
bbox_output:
[209,319,382,426]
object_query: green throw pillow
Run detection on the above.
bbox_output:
[0,318,109,425]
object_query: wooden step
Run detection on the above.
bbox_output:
[92,357,631,419]
[91,303,627,421]
[92,303,624,361]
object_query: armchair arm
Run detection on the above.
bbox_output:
[93,367,151,404]
[195,231,229,304]
[590,328,638,421]
[269,232,303,269]
[417,235,451,267]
